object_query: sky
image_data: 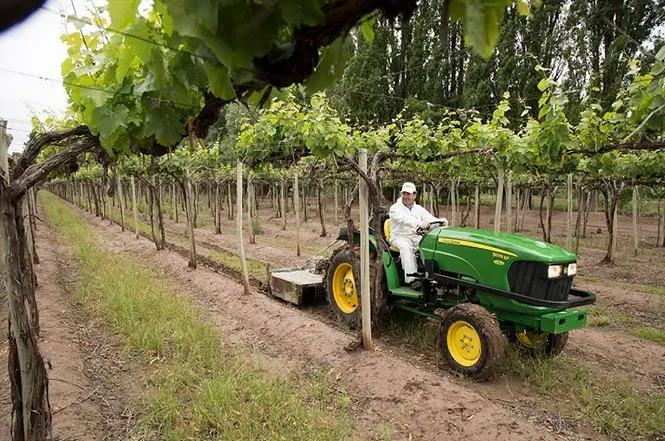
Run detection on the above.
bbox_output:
[0,0,88,153]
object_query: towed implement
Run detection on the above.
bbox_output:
[271,216,596,380]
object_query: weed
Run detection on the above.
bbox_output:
[631,327,665,345]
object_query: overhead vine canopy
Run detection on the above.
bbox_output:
[58,0,533,157]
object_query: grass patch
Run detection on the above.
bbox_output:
[207,248,268,279]
[631,327,665,345]
[585,303,638,328]
[504,346,665,440]
[41,191,351,440]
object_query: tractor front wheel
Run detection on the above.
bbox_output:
[325,248,360,329]
[438,304,505,380]
[513,330,569,357]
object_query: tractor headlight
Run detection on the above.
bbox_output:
[567,263,577,276]
[547,265,563,278]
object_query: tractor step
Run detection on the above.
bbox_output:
[389,286,423,299]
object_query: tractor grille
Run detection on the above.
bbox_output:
[508,261,573,302]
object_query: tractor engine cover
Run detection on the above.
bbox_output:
[419,227,577,298]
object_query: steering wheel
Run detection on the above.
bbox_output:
[415,219,449,236]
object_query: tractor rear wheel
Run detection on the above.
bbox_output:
[513,330,569,357]
[438,304,505,380]
[325,248,360,329]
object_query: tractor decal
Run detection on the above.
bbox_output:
[437,237,518,258]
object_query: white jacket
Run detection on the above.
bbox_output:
[389,197,440,240]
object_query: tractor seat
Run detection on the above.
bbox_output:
[383,219,401,253]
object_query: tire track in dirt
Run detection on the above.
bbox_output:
[81,204,572,441]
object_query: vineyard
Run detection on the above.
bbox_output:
[1,0,665,440]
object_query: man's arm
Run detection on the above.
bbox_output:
[416,206,441,223]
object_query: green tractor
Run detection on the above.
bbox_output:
[326,216,596,380]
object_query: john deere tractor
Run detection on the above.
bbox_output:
[325,216,596,379]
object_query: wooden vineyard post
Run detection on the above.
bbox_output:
[281,181,287,231]
[131,176,139,239]
[247,173,255,244]
[334,179,338,227]
[107,178,113,225]
[506,171,513,233]
[294,168,301,257]
[185,168,197,268]
[117,177,125,232]
[450,177,456,227]
[632,185,638,255]
[237,161,251,295]
[494,166,504,233]
[612,201,618,261]
[566,173,573,251]
[358,149,372,350]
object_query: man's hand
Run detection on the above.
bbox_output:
[440,218,449,227]
[419,220,430,231]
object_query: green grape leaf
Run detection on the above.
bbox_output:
[108,0,140,30]
[126,19,153,64]
[204,62,236,100]
[144,106,185,146]
[92,104,129,144]
[360,15,376,43]
[304,37,351,94]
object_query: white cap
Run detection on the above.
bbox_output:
[401,182,417,193]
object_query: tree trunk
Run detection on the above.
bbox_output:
[171,183,177,222]
[236,162,251,295]
[117,177,125,232]
[474,185,480,229]
[450,178,456,226]
[566,174,573,250]
[583,190,591,238]
[281,181,287,230]
[215,183,222,234]
[131,176,139,240]
[247,174,255,245]
[295,170,301,257]
[152,178,166,250]
[506,172,513,233]
[227,182,233,220]
[184,170,197,268]
[1,190,51,441]
[539,187,547,242]
[334,180,338,227]
[494,167,504,233]
[317,180,327,237]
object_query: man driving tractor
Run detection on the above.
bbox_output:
[389,182,448,290]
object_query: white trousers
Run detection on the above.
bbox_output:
[390,235,421,283]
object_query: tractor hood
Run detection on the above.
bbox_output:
[427,227,577,264]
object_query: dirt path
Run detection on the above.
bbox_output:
[82,205,572,441]
[1,215,135,440]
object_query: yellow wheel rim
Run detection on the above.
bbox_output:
[447,320,482,367]
[516,330,547,348]
[332,262,358,314]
